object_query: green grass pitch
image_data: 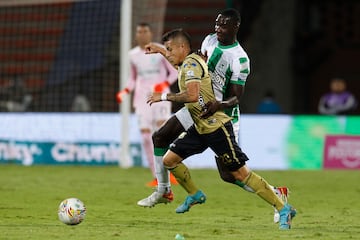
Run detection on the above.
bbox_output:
[0,165,359,240]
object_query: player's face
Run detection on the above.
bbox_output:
[164,39,184,66]
[215,14,238,45]
[135,26,152,46]
[330,80,346,93]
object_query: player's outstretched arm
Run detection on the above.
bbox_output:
[145,42,166,56]
[147,82,199,106]
[145,42,178,69]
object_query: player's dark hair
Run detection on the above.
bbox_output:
[330,77,345,83]
[162,28,192,50]
[137,22,152,30]
[220,8,241,26]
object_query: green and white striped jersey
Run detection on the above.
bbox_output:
[201,33,250,122]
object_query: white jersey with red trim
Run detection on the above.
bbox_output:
[126,45,178,109]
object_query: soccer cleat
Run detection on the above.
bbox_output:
[146,178,158,187]
[274,186,290,223]
[175,190,206,213]
[274,210,280,224]
[170,173,179,185]
[279,203,297,230]
[275,206,297,224]
[137,190,174,207]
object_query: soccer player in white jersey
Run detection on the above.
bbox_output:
[137,9,292,224]
[116,23,178,187]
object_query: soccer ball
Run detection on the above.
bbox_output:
[58,198,86,225]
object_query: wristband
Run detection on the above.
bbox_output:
[161,93,167,101]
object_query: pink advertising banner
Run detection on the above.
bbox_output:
[323,135,360,169]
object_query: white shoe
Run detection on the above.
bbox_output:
[274,209,280,223]
[137,190,174,207]
[273,187,290,223]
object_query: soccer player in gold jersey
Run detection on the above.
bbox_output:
[137,8,291,225]
[147,29,296,230]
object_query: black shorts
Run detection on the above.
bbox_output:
[169,121,249,171]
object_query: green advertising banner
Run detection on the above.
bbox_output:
[286,116,360,169]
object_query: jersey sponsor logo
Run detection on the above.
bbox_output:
[207,118,217,124]
[138,69,161,76]
[217,59,227,71]
[209,71,225,88]
[198,95,206,110]
[186,70,195,77]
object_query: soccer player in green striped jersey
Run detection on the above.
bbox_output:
[199,30,250,127]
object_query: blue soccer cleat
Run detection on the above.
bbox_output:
[176,190,206,213]
[274,186,290,223]
[279,203,297,230]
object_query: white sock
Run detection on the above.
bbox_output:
[269,185,277,194]
[141,131,155,177]
[154,155,170,194]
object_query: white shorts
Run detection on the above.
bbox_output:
[174,107,194,130]
[232,119,240,144]
[136,101,171,131]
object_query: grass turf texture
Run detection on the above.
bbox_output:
[0,165,359,240]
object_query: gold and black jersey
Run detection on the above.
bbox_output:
[178,53,232,134]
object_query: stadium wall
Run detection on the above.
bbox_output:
[0,114,359,169]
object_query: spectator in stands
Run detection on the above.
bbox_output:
[318,77,358,115]
[116,23,178,186]
[71,93,91,112]
[0,75,32,112]
[256,90,282,114]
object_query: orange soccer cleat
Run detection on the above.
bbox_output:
[146,178,158,187]
[170,173,178,185]
[146,174,178,187]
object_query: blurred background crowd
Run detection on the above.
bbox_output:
[0,0,358,114]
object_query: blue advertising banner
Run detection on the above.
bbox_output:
[0,140,142,166]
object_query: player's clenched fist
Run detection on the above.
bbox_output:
[147,92,163,105]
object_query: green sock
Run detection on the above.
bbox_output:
[244,171,284,211]
[168,163,198,195]
[234,180,255,193]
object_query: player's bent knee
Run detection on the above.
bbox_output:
[163,151,182,168]
[215,156,236,183]
[163,157,174,168]
[152,129,169,147]
[219,172,236,184]
[231,165,251,182]
[153,115,185,148]
[152,130,161,146]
